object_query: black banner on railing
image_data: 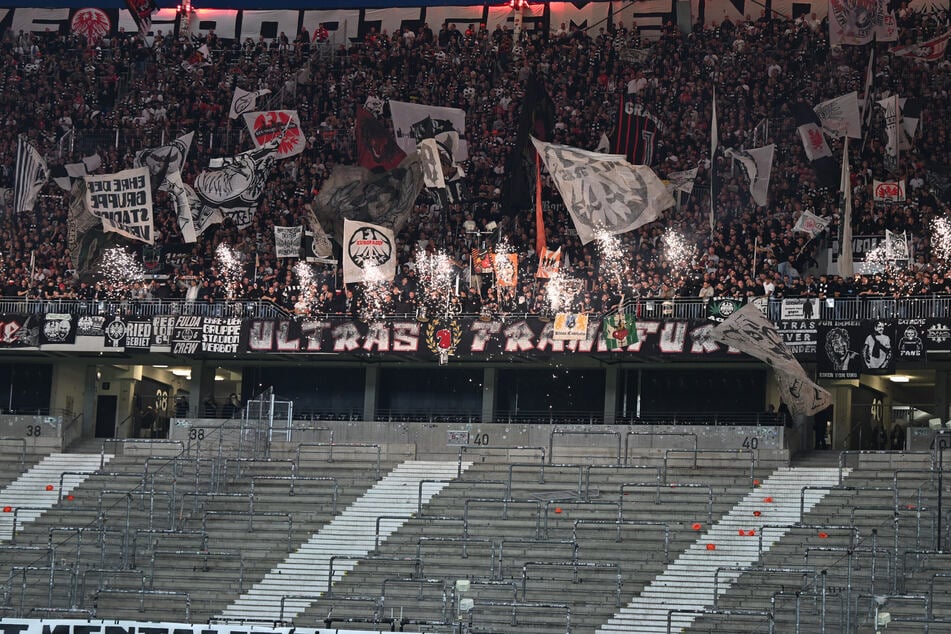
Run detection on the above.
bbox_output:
[817,320,897,379]
[242,317,739,358]
[0,314,39,348]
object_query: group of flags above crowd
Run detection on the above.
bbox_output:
[9,0,947,285]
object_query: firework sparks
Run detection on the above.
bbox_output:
[661,228,697,273]
[293,262,318,315]
[594,228,629,290]
[415,248,456,317]
[544,272,584,314]
[932,216,951,268]
[358,265,392,321]
[859,242,889,276]
[98,247,145,298]
[214,243,244,300]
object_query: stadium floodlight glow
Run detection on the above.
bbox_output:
[888,375,911,383]
[508,0,528,9]
[176,0,192,12]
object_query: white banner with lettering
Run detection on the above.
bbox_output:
[83,166,154,244]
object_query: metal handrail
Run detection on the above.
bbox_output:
[498,538,578,579]
[663,448,755,485]
[521,560,622,607]
[251,475,339,516]
[542,500,619,539]
[148,549,243,592]
[326,555,422,597]
[620,482,714,526]
[713,566,818,609]
[667,608,773,634]
[583,464,662,501]
[573,519,672,561]
[201,510,293,551]
[94,588,191,620]
[463,499,543,540]
[418,479,505,515]
[467,600,571,633]
[625,431,698,465]
[294,442,381,478]
[549,429,621,465]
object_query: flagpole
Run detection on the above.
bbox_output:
[710,85,718,241]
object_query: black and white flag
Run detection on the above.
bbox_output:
[51,154,102,191]
[724,144,774,207]
[14,135,49,213]
[192,142,278,229]
[274,225,303,258]
[885,229,909,263]
[164,170,196,243]
[666,167,699,194]
[84,166,154,244]
[134,131,194,192]
[792,210,830,237]
[229,87,271,120]
[814,92,862,139]
[388,100,467,161]
[792,102,838,189]
[709,302,832,416]
[532,137,675,245]
[878,94,901,168]
[418,138,446,189]
[342,218,397,284]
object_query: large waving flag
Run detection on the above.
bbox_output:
[532,137,674,245]
[792,102,838,189]
[890,29,951,61]
[828,0,897,45]
[388,100,467,161]
[814,92,862,139]
[354,106,406,172]
[243,110,305,159]
[191,142,278,229]
[134,131,194,191]
[229,87,271,120]
[13,135,49,213]
[723,145,774,207]
[709,303,831,416]
[502,75,555,212]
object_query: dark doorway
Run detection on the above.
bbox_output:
[95,395,117,438]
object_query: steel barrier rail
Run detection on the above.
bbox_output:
[315,595,387,629]
[251,475,340,515]
[57,471,140,502]
[148,549,243,592]
[858,593,930,631]
[418,479,505,515]
[380,577,450,622]
[457,445,546,477]
[506,463,592,501]
[498,539,578,580]
[375,514,463,550]
[620,482,714,526]
[802,545,881,633]
[27,607,95,619]
[582,464,662,502]
[463,499,544,540]
[899,550,951,594]
[713,565,818,609]
[663,448,755,485]
[325,555,423,597]
[926,571,951,620]
[180,491,251,521]
[548,429,621,465]
[78,568,145,610]
[414,537,495,575]
[573,518,672,561]
[100,439,186,468]
[200,510,293,551]
[48,526,124,576]
[7,566,56,617]
[94,587,191,620]
[224,457,297,484]
[542,500,619,539]
[9,507,76,545]
[666,607,774,634]
[467,599,571,633]
[755,524,860,559]
[837,450,932,485]
[625,431,698,466]
[130,529,208,569]
[294,442,381,479]
[276,593,375,626]
[520,560,622,607]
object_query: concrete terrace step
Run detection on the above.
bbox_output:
[217,460,471,622]
[596,466,847,634]
[0,453,112,541]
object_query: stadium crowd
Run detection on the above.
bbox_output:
[0,5,948,319]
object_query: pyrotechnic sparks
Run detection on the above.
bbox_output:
[214,243,244,300]
[98,247,145,298]
[661,228,697,272]
[931,216,951,267]
[293,262,318,315]
[594,228,629,290]
[415,248,457,317]
[358,265,392,321]
[859,242,889,276]
[544,272,584,314]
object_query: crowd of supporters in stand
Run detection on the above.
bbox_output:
[0,6,948,318]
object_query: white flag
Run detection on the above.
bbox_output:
[814,92,862,139]
[417,138,446,188]
[595,133,611,153]
[885,229,909,262]
[708,303,832,417]
[342,218,397,284]
[243,110,305,159]
[839,138,854,278]
[724,145,774,207]
[878,94,900,160]
[666,167,699,194]
[828,0,897,45]
[388,100,467,161]
[872,179,906,203]
[229,87,271,120]
[84,166,154,244]
[274,225,303,258]
[792,211,830,237]
[797,121,833,161]
[532,137,675,245]
[134,131,194,191]
[14,136,49,213]
[165,170,196,243]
